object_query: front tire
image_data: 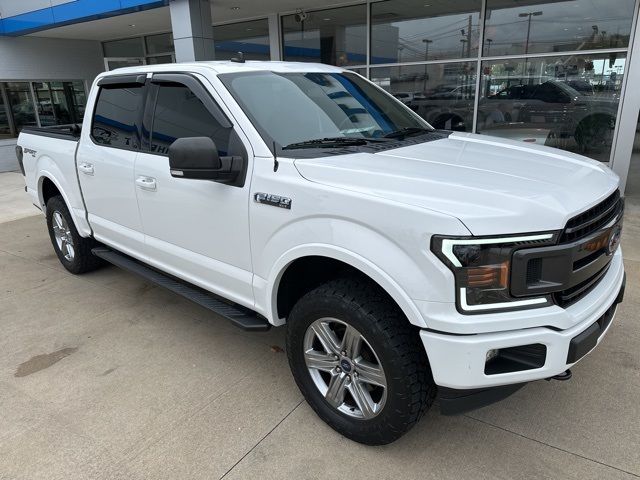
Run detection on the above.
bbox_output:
[286,278,436,445]
[46,195,103,274]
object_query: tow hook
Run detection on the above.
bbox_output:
[546,369,572,381]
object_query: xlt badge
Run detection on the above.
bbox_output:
[254,192,292,210]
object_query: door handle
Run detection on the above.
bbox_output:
[136,176,157,191]
[78,162,94,175]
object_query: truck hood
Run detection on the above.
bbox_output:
[293,132,619,235]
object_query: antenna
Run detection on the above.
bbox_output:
[230,52,245,63]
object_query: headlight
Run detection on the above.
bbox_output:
[431,233,557,313]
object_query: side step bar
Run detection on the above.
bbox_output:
[92,247,271,332]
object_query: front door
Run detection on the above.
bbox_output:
[134,73,254,307]
[76,78,146,259]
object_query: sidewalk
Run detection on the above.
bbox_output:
[0,172,40,223]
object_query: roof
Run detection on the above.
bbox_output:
[99,60,347,78]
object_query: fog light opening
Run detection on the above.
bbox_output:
[484,344,547,375]
[486,349,499,363]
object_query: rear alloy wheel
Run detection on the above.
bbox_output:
[51,210,75,262]
[286,278,436,445]
[46,195,104,274]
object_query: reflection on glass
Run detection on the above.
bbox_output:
[371,0,481,64]
[103,37,144,57]
[145,33,174,55]
[5,82,37,132]
[0,87,10,137]
[34,81,86,126]
[477,54,626,161]
[147,55,173,65]
[282,5,367,66]
[484,0,636,56]
[106,58,144,71]
[369,62,476,131]
[214,19,270,60]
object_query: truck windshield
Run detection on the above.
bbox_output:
[219,71,434,150]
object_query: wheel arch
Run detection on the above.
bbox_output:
[36,167,91,237]
[266,245,427,329]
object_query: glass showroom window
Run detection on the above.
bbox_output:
[477,53,627,161]
[0,82,38,135]
[483,0,636,56]
[282,5,367,66]
[103,34,175,70]
[145,33,175,64]
[370,62,477,131]
[371,0,481,64]
[33,81,86,126]
[213,19,270,60]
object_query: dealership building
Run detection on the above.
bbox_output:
[1,0,639,192]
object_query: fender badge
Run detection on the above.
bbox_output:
[254,193,292,210]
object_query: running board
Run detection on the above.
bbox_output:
[91,247,270,332]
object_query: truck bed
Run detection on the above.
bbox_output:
[18,125,89,236]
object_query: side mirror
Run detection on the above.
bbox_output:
[168,137,243,184]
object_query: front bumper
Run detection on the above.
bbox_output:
[420,250,625,390]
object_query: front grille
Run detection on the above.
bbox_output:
[560,190,622,243]
[551,190,623,307]
[553,264,610,308]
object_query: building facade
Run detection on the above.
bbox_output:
[1,0,639,192]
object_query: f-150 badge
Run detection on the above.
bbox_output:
[254,193,292,210]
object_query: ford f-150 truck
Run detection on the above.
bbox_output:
[16,61,625,445]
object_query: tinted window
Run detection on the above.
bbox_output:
[478,53,626,162]
[151,84,232,156]
[484,0,636,56]
[91,86,143,150]
[371,0,481,63]
[213,19,270,61]
[281,5,367,66]
[369,62,476,131]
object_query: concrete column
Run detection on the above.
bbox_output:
[267,13,281,61]
[610,6,640,192]
[170,0,214,62]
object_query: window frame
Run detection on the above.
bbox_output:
[144,73,234,158]
[89,74,148,153]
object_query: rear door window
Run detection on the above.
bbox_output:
[91,86,144,150]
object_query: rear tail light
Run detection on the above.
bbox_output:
[15,145,25,176]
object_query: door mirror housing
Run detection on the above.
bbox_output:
[168,137,243,184]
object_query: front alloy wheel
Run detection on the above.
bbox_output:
[286,278,436,445]
[304,318,387,419]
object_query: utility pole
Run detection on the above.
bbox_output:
[485,38,493,56]
[422,39,432,93]
[422,38,432,60]
[519,11,542,55]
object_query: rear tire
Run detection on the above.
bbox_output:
[286,278,436,445]
[46,195,104,274]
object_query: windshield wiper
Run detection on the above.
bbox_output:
[383,127,433,139]
[282,137,369,150]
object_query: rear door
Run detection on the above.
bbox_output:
[76,75,147,259]
[134,73,254,307]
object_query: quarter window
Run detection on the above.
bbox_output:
[91,86,144,150]
[151,84,232,156]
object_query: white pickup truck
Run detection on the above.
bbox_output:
[16,61,625,445]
